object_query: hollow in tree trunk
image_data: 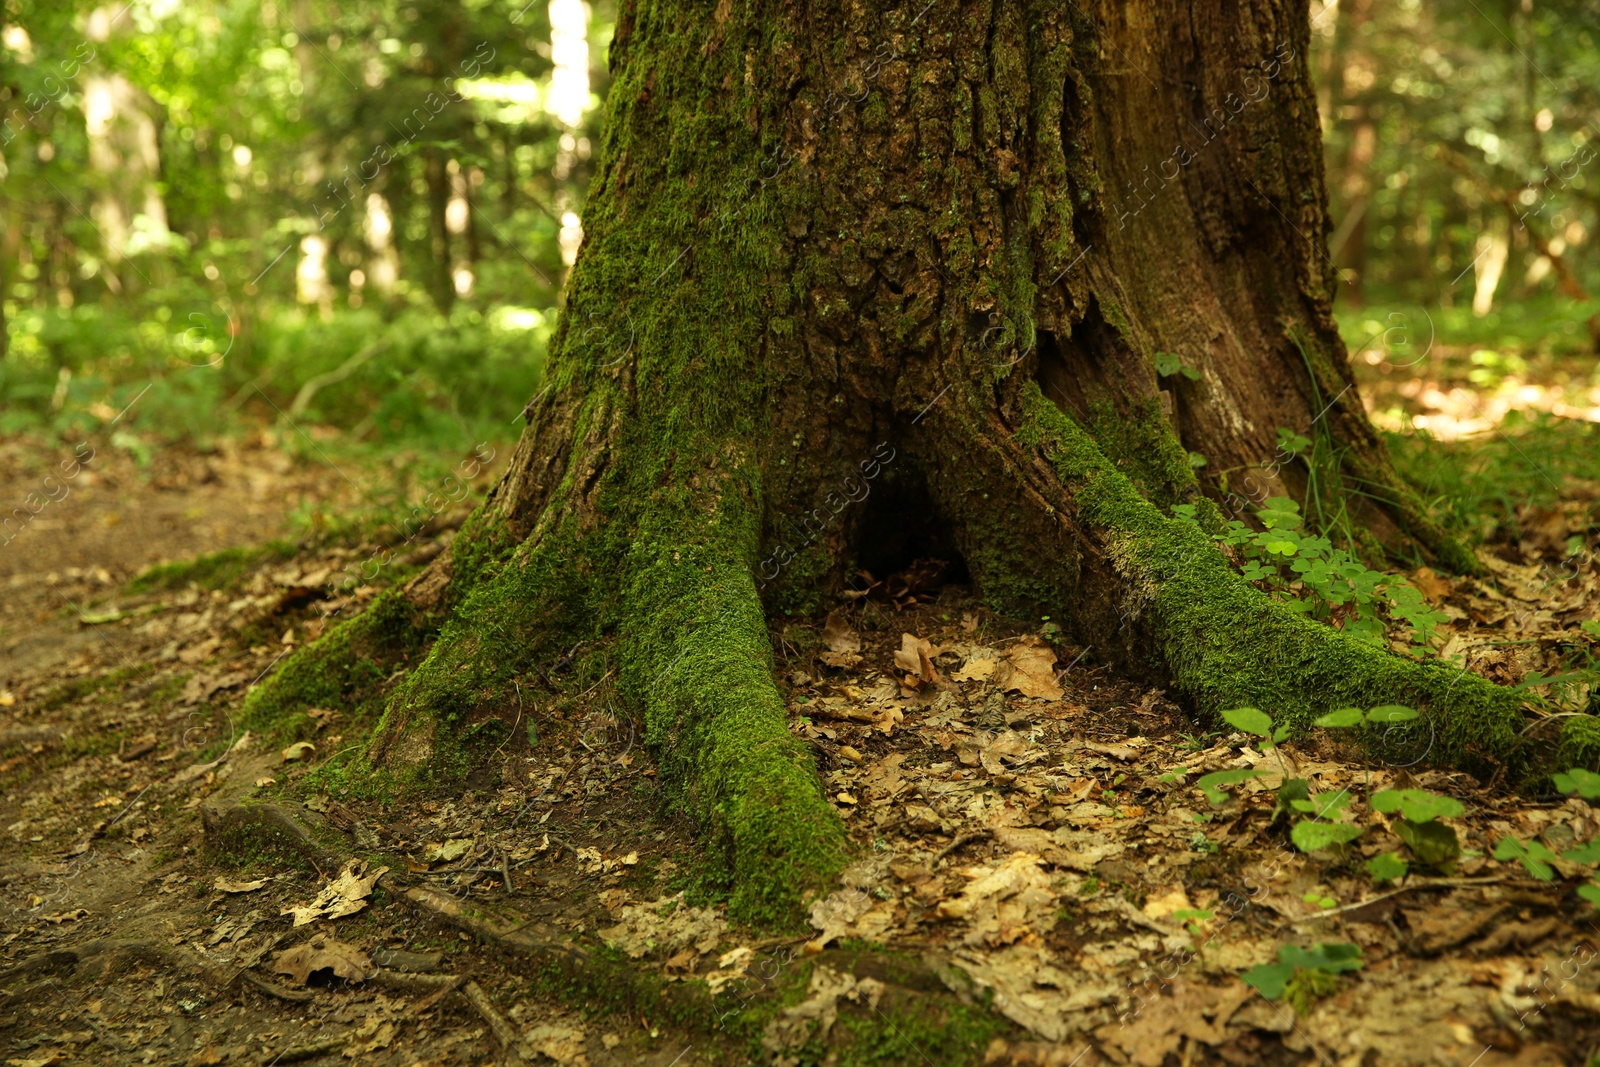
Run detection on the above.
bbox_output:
[246,0,1530,923]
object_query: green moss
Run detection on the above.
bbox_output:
[619,494,849,927]
[1019,382,1526,775]
[126,541,299,594]
[1558,715,1600,771]
[1072,395,1199,507]
[240,588,425,736]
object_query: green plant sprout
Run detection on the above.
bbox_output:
[1193,706,1287,805]
[1492,836,1562,881]
[1488,765,1600,909]
[1153,351,1202,380]
[1241,943,1363,1016]
[1172,908,1214,935]
[1366,852,1409,882]
[1215,498,1449,649]
[1371,787,1465,868]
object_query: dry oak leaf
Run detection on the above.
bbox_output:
[951,646,1000,683]
[343,1017,395,1057]
[282,859,388,926]
[992,637,1062,700]
[598,892,727,959]
[40,909,88,924]
[281,741,316,763]
[1412,566,1452,602]
[271,936,373,986]
[893,633,939,685]
[425,838,473,863]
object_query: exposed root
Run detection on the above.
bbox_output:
[460,979,534,1064]
[1013,385,1530,774]
[618,512,850,924]
[195,799,1013,1059]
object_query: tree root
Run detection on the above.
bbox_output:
[1009,386,1531,774]
[197,800,1015,1059]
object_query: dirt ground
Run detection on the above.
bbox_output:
[2,430,1600,1067]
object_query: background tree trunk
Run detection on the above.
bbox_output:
[248,0,1523,922]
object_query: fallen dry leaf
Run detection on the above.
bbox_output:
[598,892,726,959]
[1412,566,1452,602]
[936,852,1056,946]
[1080,739,1140,761]
[281,741,316,763]
[172,729,253,784]
[40,909,88,924]
[992,637,1062,700]
[952,646,1000,682]
[893,633,939,686]
[523,1023,588,1066]
[271,936,373,985]
[343,1017,395,1056]
[213,876,267,894]
[425,838,473,863]
[1094,981,1253,1067]
[282,859,388,926]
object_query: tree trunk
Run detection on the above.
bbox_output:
[423,147,455,311]
[247,0,1525,923]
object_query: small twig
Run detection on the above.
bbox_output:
[499,846,513,892]
[935,829,992,866]
[1289,876,1508,925]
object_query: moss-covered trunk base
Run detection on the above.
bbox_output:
[238,0,1560,926]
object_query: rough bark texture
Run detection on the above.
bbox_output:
[245,0,1526,923]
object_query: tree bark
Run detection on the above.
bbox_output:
[247,0,1526,923]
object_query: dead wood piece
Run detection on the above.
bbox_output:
[461,979,533,1064]
[371,948,445,973]
[237,970,314,1003]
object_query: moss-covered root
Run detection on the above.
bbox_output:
[240,588,426,734]
[1019,385,1527,775]
[619,518,850,927]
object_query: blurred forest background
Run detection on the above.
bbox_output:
[1,0,1598,542]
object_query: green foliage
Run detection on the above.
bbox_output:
[1366,852,1409,882]
[1242,943,1363,1012]
[1370,789,1464,822]
[1366,705,1420,724]
[1492,836,1561,881]
[1313,707,1366,728]
[1220,498,1448,649]
[1153,351,1201,380]
[1383,412,1600,549]
[1291,819,1363,852]
[1553,767,1600,799]
[1394,818,1462,868]
[0,0,588,471]
[1220,706,1276,741]
[1195,768,1267,806]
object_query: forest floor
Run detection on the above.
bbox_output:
[1,405,1599,1066]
